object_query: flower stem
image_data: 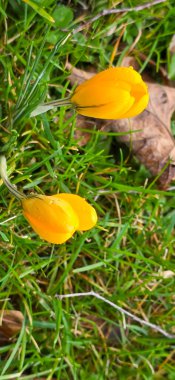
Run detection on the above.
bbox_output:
[30,96,72,117]
[0,156,26,200]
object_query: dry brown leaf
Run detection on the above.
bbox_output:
[106,81,175,187]
[66,62,96,85]
[0,310,24,343]
[67,63,175,187]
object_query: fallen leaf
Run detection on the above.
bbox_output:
[74,115,95,146]
[106,81,175,187]
[66,62,95,85]
[0,310,24,343]
[67,63,175,187]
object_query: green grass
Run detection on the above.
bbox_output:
[0,0,175,379]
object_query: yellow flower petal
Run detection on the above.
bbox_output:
[0,156,97,245]
[73,88,135,119]
[55,193,98,231]
[121,94,149,119]
[21,193,97,244]
[22,195,79,244]
[70,67,149,120]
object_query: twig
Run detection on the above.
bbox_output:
[57,291,174,339]
[73,0,167,34]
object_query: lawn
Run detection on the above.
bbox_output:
[0,0,175,379]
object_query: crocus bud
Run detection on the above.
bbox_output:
[0,156,97,244]
[22,194,97,244]
[70,67,149,119]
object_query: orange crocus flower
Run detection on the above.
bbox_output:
[0,156,97,244]
[31,66,149,120]
[71,67,149,119]
[22,193,97,244]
